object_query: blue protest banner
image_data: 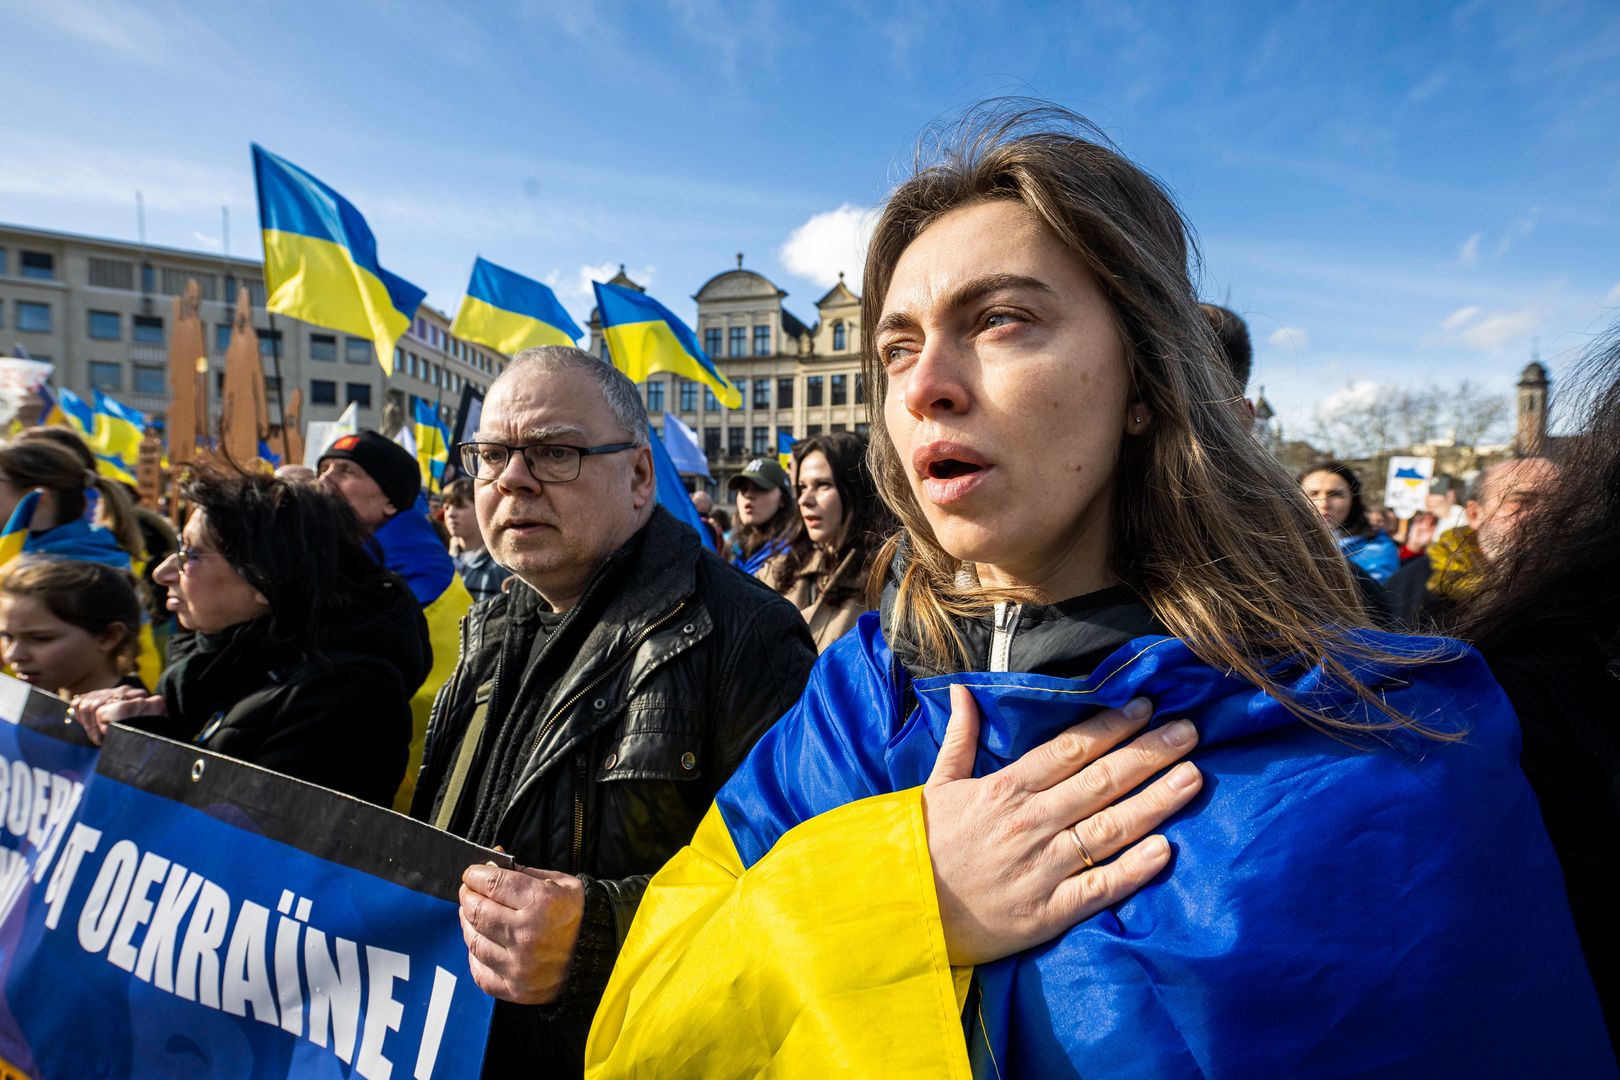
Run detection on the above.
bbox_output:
[0,679,500,1079]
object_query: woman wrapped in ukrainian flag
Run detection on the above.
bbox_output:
[584,103,1614,1078]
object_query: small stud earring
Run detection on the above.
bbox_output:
[1134,415,1142,424]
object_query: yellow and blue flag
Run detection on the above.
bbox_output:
[54,389,138,487]
[35,385,69,428]
[451,257,582,355]
[252,144,425,375]
[413,399,451,494]
[777,429,796,473]
[0,489,40,568]
[593,282,741,409]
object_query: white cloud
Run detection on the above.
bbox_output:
[1458,232,1481,267]
[778,204,875,292]
[1458,308,1539,350]
[1317,379,1386,416]
[546,262,655,309]
[1267,326,1310,349]
[1442,305,1482,331]
[1604,281,1620,305]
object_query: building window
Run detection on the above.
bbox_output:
[705,327,722,356]
[16,302,50,333]
[346,382,372,407]
[679,379,699,412]
[704,427,721,455]
[306,333,335,361]
[753,325,771,356]
[347,337,372,364]
[729,327,746,358]
[133,364,166,395]
[855,422,870,436]
[855,373,865,405]
[752,379,770,409]
[19,251,54,281]
[831,374,848,406]
[832,423,847,432]
[88,361,121,390]
[704,386,721,411]
[0,248,6,275]
[833,321,846,351]
[646,380,665,412]
[735,380,748,409]
[215,323,232,352]
[130,315,164,344]
[727,427,745,456]
[141,263,155,294]
[806,375,824,407]
[807,424,823,437]
[751,426,769,454]
[88,257,134,290]
[777,377,794,409]
[258,329,282,359]
[311,379,337,405]
[88,310,121,340]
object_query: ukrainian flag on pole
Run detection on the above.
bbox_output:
[252,144,425,375]
[413,398,452,494]
[593,282,741,409]
[57,388,138,486]
[451,257,582,355]
[35,385,68,428]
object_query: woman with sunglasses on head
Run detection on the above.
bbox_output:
[71,466,430,807]
[586,104,1610,1077]
[773,430,897,650]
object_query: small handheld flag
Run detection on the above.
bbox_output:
[413,399,451,494]
[451,258,582,355]
[593,282,741,409]
[777,429,796,473]
[0,490,41,568]
[252,144,426,374]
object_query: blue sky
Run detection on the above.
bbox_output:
[3,0,1616,436]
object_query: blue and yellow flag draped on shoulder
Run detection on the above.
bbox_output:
[0,490,41,568]
[587,617,1615,1078]
[451,257,582,355]
[252,144,426,374]
[593,282,741,409]
[413,399,452,494]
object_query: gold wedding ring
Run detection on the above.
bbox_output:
[1067,824,1096,870]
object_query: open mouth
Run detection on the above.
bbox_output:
[926,459,983,480]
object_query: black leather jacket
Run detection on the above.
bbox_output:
[412,508,817,1075]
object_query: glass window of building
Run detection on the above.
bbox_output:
[309,334,337,361]
[346,382,372,407]
[133,364,165,395]
[704,386,721,411]
[752,380,770,409]
[727,427,745,456]
[19,251,54,281]
[258,329,282,359]
[88,361,121,390]
[729,327,746,358]
[807,424,823,436]
[131,315,164,344]
[0,248,6,275]
[679,379,699,412]
[807,375,824,407]
[311,380,337,405]
[141,263,155,293]
[777,377,794,408]
[346,337,372,364]
[855,422,870,436]
[16,302,50,333]
[646,380,665,412]
[831,374,848,406]
[833,321,846,351]
[832,423,847,432]
[753,326,770,356]
[752,426,769,454]
[705,327,723,356]
[215,323,232,352]
[88,310,121,340]
[704,427,722,455]
[88,257,134,290]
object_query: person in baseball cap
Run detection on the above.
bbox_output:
[726,456,801,579]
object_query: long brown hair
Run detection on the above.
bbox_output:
[0,556,141,674]
[772,431,897,603]
[0,437,144,559]
[861,102,1448,737]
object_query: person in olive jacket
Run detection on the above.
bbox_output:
[413,346,816,1076]
[71,466,430,807]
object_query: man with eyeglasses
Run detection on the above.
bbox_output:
[411,345,815,1075]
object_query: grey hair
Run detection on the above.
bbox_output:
[499,345,650,445]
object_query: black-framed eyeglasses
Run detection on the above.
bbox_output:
[457,440,640,484]
[167,544,218,575]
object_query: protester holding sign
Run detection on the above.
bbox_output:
[0,557,143,696]
[585,103,1611,1077]
[71,467,430,806]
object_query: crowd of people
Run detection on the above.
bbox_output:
[7,100,1614,1076]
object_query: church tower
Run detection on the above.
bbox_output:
[1515,356,1549,456]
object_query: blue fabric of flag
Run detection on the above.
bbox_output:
[373,496,455,607]
[465,257,582,341]
[650,431,715,552]
[713,616,1615,1077]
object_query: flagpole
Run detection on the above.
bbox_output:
[267,310,290,462]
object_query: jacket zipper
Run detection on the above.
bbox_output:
[990,601,1020,672]
[570,756,587,873]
